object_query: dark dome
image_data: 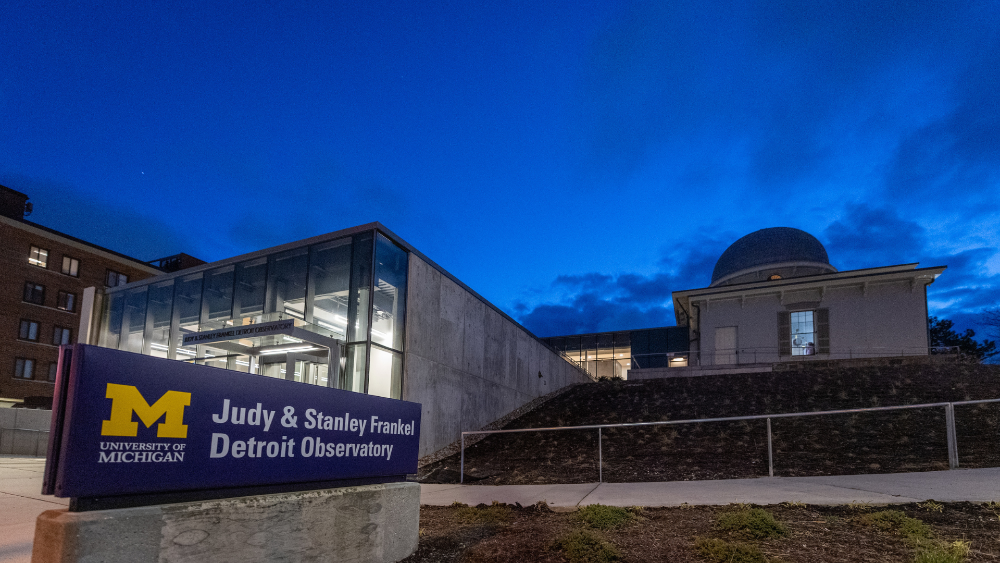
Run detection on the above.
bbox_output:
[711,227,831,285]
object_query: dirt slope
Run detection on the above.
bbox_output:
[419,362,1000,484]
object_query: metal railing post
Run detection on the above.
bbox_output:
[598,428,603,483]
[945,403,959,469]
[460,433,465,484]
[767,418,774,477]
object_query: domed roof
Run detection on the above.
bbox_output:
[711,227,832,285]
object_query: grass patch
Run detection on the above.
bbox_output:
[917,501,944,513]
[717,508,788,540]
[574,504,636,530]
[454,501,512,525]
[694,537,771,563]
[552,530,621,563]
[857,511,971,562]
[914,541,971,563]
[856,510,933,544]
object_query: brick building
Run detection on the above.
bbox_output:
[0,185,165,406]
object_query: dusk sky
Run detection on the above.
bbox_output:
[2,1,998,340]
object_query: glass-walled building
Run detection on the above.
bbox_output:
[542,326,689,378]
[96,226,408,399]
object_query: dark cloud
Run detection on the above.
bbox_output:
[577,0,1000,214]
[823,204,926,269]
[883,35,1000,204]
[821,204,999,337]
[517,235,729,336]
[520,203,1000,340]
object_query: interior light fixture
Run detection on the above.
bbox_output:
[259,346,319,356]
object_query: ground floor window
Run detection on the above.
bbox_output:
[14,358,35,379]
[790,311,816,355]
[779,309,829,356]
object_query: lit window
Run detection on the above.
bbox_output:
[790,311,815,356]
[106,269,129,287]
[18,320,39,341]
[62,256,80,277]
[769,274,782,280]
[15,358,35,379]
[53,326,72,346]
[57,291,76,312]
[23,282,45,305]
[29,246,48,268]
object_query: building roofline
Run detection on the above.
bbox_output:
[102,221,552,343]
[538,325,684,340]
[673,263,946,302]
[0,214,162,274]
[710,260,838,287]
[673,263,932,296]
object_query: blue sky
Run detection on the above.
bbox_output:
[2,1,998,340]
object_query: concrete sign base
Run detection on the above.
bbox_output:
[32,482,420,563]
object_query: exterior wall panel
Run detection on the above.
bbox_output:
[694,278,933,366]
[403,255,591,457]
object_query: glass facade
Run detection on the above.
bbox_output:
[543,326,690,376]
[97,228,408,399]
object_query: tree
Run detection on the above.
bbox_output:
[984,307,1000,341]
[928,316,998,362]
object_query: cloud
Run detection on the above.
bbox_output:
[574,0,1000,222]
[821,204,999,337]
[516,234,729,336]
[823,204,926,269]
[519,203,1000,340]
[883,39,1000,205]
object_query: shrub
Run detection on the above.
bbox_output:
[717,508,788,540]
[914,541,971,563]
[856,510,932,544]
[694,537,770,563]
[455,501,512,525]
[552,530,621,563]
[574,504,636,530]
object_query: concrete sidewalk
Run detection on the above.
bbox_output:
[0,456,66,563]
[3,456,999,562]
[420,467,1000,509]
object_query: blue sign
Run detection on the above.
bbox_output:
[47,345,420,499]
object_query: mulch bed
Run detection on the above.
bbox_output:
[418,363,1000,485]
[403,501,1000,562]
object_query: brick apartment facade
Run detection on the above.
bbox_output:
[0,186,163,405]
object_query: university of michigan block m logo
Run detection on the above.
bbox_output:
[101,384,191,438]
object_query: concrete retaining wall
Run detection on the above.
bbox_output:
[0,408,50,456]
[403,255,592,457]
[32,482,420,563]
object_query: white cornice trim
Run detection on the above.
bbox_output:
[711,260,837,287]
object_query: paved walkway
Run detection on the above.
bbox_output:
[0,456,66,563]
[2,455,999,562]
[420,467,1000,509]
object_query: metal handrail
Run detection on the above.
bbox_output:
[459,397,1000,483]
